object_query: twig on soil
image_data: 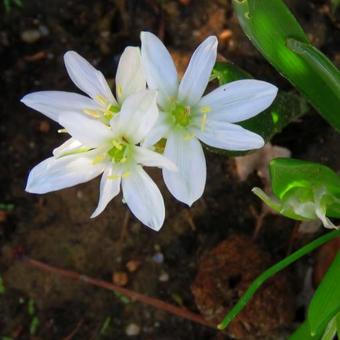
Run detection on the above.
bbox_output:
[250,203,270,239]
[184,208,197,231]
[22,256,216,330]
[117,210,131,252]
[62,319,84,340]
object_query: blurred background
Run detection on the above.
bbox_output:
[0,0,339,338]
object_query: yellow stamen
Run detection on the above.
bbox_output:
[200,113,207,131]
[95,95,108,106]
[107,174,120,180]
[117,84,123,98]
[122,171,130,178]
[83,109,100,118]
[92,154,106,164]
[111,140,123,150]
[200,106,211,114]
[184,132,195,140]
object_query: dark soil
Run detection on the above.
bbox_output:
[0,0,339,339]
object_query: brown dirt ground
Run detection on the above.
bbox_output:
[0,0,339,339]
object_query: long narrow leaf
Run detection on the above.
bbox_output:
[308,252,340,336]
[218,230,340,330]
[232,0,340,130]
[289,321,319,340]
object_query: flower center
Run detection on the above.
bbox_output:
[103,103,120,121]
[83,95,120,123]
[168,102,192,128]
[107,139,132,164]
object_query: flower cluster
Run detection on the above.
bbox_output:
[22,32,278,231]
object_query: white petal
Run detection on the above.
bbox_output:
[59,112,112,147]
[91,167,121,218]
[141,31,178,108]
[64,51,115,103]
[118,90,158,143]
[178,36,217,106]
[135,147,177,171]
[163,134,206,206]
[142,113,169,148]
[53,138,83,157]
[198,80,278,123]
[314,187,336,229]
[195,120,264,151]
[122,165,165,231]
[115,47,146,103]
[25,152,105,194]
[21,91,99,122]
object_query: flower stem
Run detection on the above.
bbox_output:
[218,229,340,330]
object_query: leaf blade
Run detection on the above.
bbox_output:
[308,252,340,336]
[232,0,340,130]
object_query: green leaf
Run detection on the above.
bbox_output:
[212,61,252,83]
[3,0,22,12]
[207,62,308,156]
[308,252,340,336]
[240,92,307,145]
[217,230,340,330]
[113,291,130,304]
[289,321,319,340]
[232,0,340,130]
[269,158,340,217]
[27,298,35,316]
[30,316,39,335]
[321,316,337,340]
[336,312,340,338]
[0,203,14,211]
[331,0,340,15]
[100,316,112,336]
[0,275,5,294]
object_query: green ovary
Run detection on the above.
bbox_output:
[104,104,120,121]
[107,139,132,164]
[168,102,192,128]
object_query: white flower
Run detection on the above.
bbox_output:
[23,76,176,230]
[21,47,145,125]
[252,186,338,230]
[141,32,278,206]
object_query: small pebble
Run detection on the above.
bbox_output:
[126,260,141,273]
[0,210,8,223]
[158,271,169,282]
[219,29,233,42]
[21,29,41,44]
[125,323,140,336]
[100,31,110,38]
[113,271,128,286]
[38,120,50,133]
[76,190,83,199]
[152,252,164,264]
[38,25,49,36]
